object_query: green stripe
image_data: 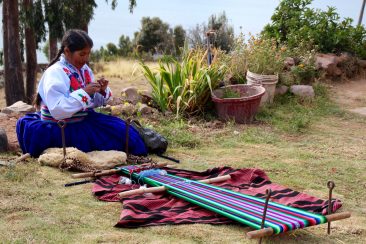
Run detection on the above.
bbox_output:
[168,174,327,224]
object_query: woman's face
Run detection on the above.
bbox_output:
[65,46,91,70]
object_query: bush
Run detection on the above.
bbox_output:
[247,36,286,75]
[263,0,366,58]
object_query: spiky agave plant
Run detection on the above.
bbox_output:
[140,44,226,117]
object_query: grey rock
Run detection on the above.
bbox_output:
[121,87,142,105]
[137,104,153,115]
[290,85,315,98]
[1,101,35,114]
[275,85,289,95]
[0,128,8,152]
[121,103,136,116]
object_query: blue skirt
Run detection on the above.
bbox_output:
[16,110,147,157]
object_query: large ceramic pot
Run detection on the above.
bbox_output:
[211,84,265,124]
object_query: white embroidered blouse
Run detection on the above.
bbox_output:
[37,55,112,120]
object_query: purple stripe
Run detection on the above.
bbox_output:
[151,175,301,231]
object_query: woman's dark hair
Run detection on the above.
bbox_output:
[34,29,93,108]
[48,29,93,67]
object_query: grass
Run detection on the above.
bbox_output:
[1,60,365,243]
[92,58,158,92]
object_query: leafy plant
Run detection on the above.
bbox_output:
[263,0,366,58]
[140,44,226,116]
[222,88,240,98]
[224,33,248,83]
[247,36,286,75]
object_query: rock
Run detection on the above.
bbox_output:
[137,104,153,115]
[1,101,35,114]
[0,112,8,118]
[0,128,8,152]
[290,85,315,98]
[121,87,142,105]
[110,105,123,116]
[284,57,295,70]
[121,103,136,116]
[315,53,342,77]
[107,97,123,106]
[358,59,366,69]
[139,90,153,105]
[349,107,366,116]
[275,85,289,95]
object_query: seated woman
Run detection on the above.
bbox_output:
[16,29,147,157]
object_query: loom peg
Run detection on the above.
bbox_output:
[247,227,274,239]
[118,174,232,198]
[325,212,351,222]
[246,212,351,239]
[71,162,168,179]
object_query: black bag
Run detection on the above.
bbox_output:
[130,120,168,155]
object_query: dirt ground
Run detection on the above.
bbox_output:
[0,78,365,153]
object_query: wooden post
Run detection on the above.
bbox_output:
[358,0,366,25]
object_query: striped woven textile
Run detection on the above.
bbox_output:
[146,174,327,234]
[119,166,327,234]
[40,105,88,123]
[92,167,342,228]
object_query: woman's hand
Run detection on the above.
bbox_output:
[83,82,101,96]
[97,77,109,93]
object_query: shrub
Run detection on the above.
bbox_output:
[247,36,286,75]
[263,0,366,58]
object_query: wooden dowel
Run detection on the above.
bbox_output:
[71,162,168,179]
[247,227,274,239]
[71,169,117,179]
[119,174,232,198]
[14,153,31,163]
[246,212,351,239]
[199,174,231,184]
[325,212,351,222]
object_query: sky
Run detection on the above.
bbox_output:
[89,0,365,49]
[0,0,364,62]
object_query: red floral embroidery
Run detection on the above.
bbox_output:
[70,76,80,91]
[108,91,112,97]
[84,70,92,84]
[63,68,71,75]
[78,94,89,105]
[81,96,88,103]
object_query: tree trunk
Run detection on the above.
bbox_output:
[49,33,58,62]
[3,0,25,105]
[24,0,38,104]
[2,0,9,79]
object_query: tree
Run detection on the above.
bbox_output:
[118,35,132,56]
[21,0,46,103]
[106,42,118,56]
[43,0,65,61]
[135,17,172,54]
[188,12,235,52]
[173,25,186,55]
[62,0,97,32]
[208,12,234,52]
[3,0,25,105]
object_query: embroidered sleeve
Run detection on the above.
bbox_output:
[38,66,93,120]
[70,89,92,110]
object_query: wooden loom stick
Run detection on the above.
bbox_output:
[246,212,351,239]
[71,162,168,179]
[118,174,232,198]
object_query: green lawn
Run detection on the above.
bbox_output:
[1,85,365,243]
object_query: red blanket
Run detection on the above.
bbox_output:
[92,167,342,227]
